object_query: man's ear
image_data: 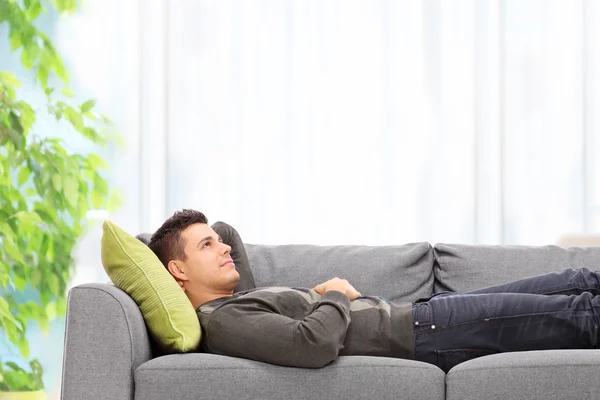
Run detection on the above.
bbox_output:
[167,260,189,282]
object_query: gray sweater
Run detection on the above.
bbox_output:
[196,286,414,368]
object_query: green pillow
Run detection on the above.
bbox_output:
[100,220,201,352]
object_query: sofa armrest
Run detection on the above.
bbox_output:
[61,283,152,400]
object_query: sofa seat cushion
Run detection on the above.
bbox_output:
[135,354,445,400]
[245,242,435,302]
[446,350,600,400]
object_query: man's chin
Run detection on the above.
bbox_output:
[223,269,240,287]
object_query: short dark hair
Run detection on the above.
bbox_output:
[148,209,208,267]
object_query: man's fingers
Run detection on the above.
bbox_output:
[313,278,361,299]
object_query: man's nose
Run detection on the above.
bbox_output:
[222,243,231,254]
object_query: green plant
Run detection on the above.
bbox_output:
[0,0,120,391]
[0,360,43,392]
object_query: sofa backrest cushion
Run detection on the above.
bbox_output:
[433,243,600,293]
[245,242,435,302]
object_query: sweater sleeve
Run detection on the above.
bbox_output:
[203,290,351,368]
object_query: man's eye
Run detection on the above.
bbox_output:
[203,242,210,248]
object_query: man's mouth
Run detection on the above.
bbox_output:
[221,259,234,267]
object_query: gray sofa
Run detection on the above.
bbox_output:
[61,242,600,400]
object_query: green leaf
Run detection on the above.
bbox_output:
[52,174,62,192]
[95,174,108,195]
[63,176,78,208]
[38,37,69,82]
[26,41,41,60]
[36,65,49,88]
[82,127,104,144]
[56,297,67,317]
[45,302,57,321]
[14,274,26,292]
[9,31,22,51]
[17,338,30,359]
[54,58,69,82]
[8,112,23,134]
[1,84,16,100]
[87,153,108,170]
[46,236,55,263]
[15,210,42,227]
[0,72,21,88]
[17,303,32,321]
[34,205,56,224]
[17,101,35,130]
[83,111,97,121]
[48,274,59,296]
[30,359,43,376]
[90,191,102,209]
[38,314,50,335]
[44,87,54,96]
[40,289,51,306]
[46,137,68,157]
[0,0,7,20]
[0,268,10,289]
[30,269,42,287]
[21,50,34,69]
[26,0,44,20]
[0,297,21,330]
[106,191,123,212]
[17,166,31,186]
[5,362,23,372]
[80,99,96,113]
[100,113,113,124]
[40,233,49,254]
[60,87,75,98]
[5,324,22,350]
[54,0,78,13]
[0,221,16,241]
[64,106,84,132]
[3,238,24,264]
[24,187,37,197]
[7,129,23,149]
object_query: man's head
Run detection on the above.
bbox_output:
[149,209,240,307]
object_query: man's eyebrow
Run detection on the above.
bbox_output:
[197,235,223,246]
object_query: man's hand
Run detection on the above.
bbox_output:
[312,277,362,300]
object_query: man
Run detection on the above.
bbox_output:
[148,209,600,372]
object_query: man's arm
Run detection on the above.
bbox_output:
[203,290,352,368]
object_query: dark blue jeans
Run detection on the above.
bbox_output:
[413,267,600,372]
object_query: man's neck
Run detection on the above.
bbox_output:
[189,289,233,310]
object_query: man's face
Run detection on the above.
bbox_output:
[176,223,240,294]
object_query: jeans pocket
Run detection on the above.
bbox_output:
[435,348,499,373]
[414,291,455,303]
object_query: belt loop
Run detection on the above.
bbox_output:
[412,302,432,327]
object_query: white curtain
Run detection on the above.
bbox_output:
[59,0,600,249]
